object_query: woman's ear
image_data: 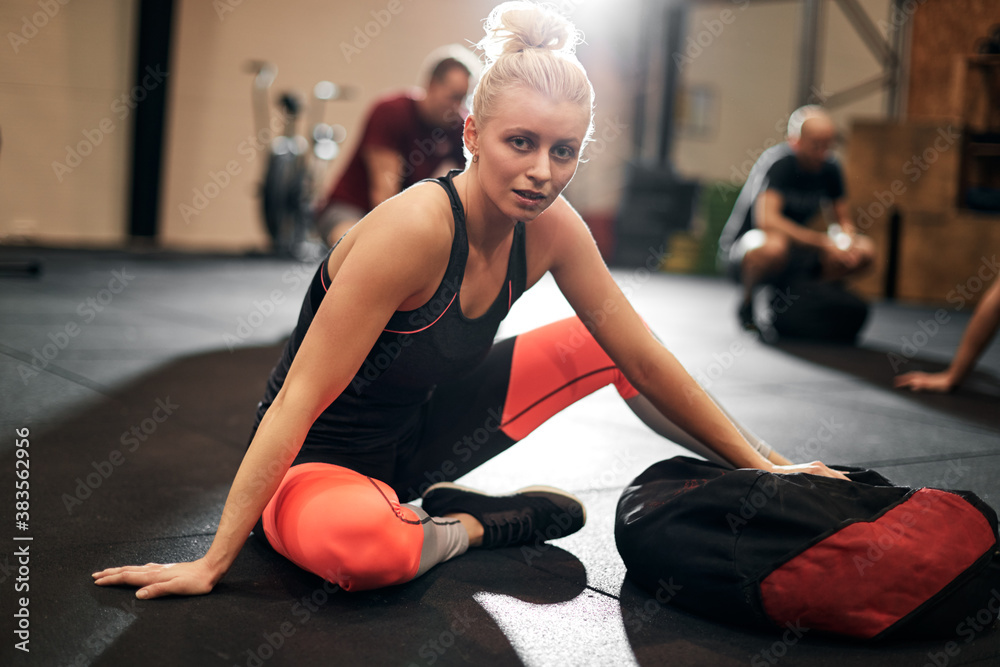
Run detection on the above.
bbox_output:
[463,115,480,156]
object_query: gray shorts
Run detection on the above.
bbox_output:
[724,230,822,286]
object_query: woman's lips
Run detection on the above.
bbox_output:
[514,189,546,205]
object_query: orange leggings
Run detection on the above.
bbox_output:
[260,316,638,591]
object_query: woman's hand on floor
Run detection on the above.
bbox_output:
[92,559,220,599]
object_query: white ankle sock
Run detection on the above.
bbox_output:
[405,504,470,578]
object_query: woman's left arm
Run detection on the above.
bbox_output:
[543,198,846,478]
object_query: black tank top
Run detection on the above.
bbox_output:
[252,171,528,462]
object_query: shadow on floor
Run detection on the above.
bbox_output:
[616,564,998,667]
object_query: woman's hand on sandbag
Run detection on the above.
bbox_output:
[770,461,850,480]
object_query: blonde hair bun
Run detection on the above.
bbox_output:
[467,1,595,161]
[478,1,583,65]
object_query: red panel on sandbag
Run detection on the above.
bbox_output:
[759,489,996,638]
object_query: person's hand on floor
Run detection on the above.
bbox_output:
[92,558,220,599]
[894,370,956,393]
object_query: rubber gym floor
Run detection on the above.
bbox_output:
[1,245,998,667]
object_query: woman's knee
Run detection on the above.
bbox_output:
[266,466,424,591]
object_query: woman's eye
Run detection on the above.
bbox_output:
[554,146,576,160]
[510,137,530,150]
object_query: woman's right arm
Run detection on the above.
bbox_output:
[92,188,452,599]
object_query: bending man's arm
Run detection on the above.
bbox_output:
[758,191,860,271]
[756,189,830,249]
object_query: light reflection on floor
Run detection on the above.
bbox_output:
[474,589,640,667]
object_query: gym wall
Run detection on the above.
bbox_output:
[0,0,137,247]
[156,0,638,253]
[0,0,962,253]
[907,0,1000,122]
[672,0,891,184]
[843,0,1000,304]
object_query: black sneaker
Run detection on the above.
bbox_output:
[421,483,586,549]
[738,299,757,332]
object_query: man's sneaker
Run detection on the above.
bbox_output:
[738,299,757,332]
[421,483,586,549]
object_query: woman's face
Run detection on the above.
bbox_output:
[468,86,590,223]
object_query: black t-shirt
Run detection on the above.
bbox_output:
[717,144,846,259]
[764,154,845,226]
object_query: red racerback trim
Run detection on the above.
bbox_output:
[383,293,458,334]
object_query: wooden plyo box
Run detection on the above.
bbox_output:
[844,120,998,305]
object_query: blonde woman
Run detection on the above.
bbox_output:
[94,1,845,599]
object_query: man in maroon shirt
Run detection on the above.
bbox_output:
[316,55,472,246]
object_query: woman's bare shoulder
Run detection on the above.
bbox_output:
[364,181,455,247]
[332,181,456,286]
